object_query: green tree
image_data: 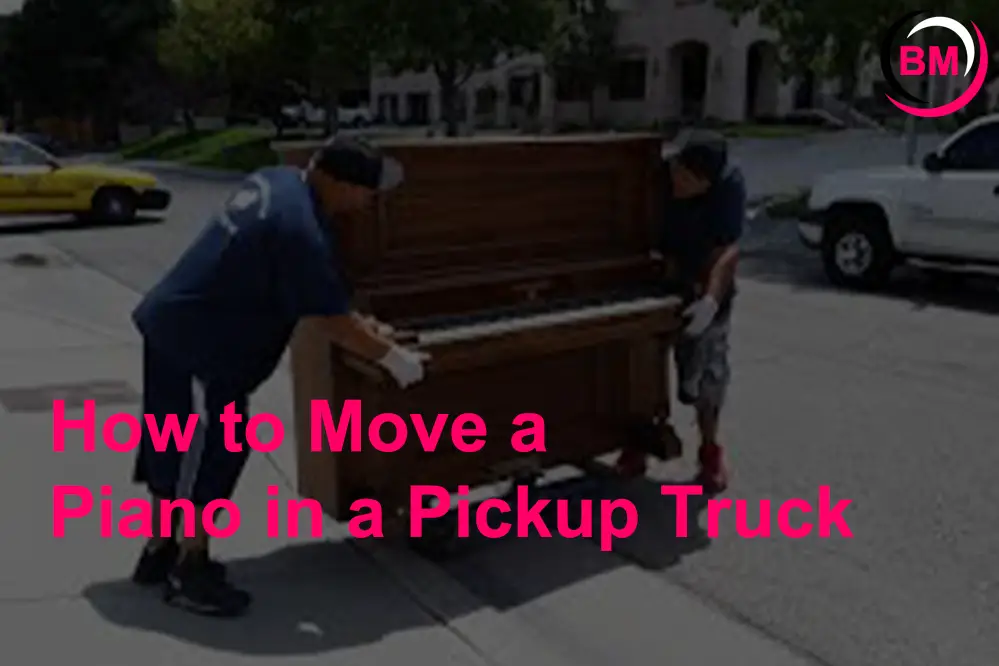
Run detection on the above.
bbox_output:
[383,0,558,136]
[714,0,999,106]
[157,0,271,131]
[544,0,619,126]
[715,0,905,101]
[261,0,391,136]
[6,0,172,136]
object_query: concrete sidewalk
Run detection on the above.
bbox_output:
[0,234,819,665]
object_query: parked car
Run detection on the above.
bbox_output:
[337,106,373,128]
[279,100,374,128]
[800,113,999,289]
[0,133,170,221]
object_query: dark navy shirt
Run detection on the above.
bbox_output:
[133,166,351,393]
[657,165,745,312]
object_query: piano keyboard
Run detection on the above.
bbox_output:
[414,294,682,346]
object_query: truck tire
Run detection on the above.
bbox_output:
[820,207,895,290]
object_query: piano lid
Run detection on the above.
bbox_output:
[272,133,666,288]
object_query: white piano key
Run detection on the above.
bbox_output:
[416,296,683,346]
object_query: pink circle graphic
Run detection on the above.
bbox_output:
[886,21,988,118]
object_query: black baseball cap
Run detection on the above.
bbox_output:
[673,130,728,182]
[308,135,404,191]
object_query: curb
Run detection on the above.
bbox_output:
[124,160,248,182]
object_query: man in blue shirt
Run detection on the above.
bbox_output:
[129,137,427,616]
[617,131,743,494]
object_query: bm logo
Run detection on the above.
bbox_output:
[880,12,988,117]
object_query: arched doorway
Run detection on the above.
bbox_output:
[507,66,541,128]
[668,41,709,120]
[744,40,780,119]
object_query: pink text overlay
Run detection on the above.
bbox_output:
[52,484,852,544]
[50,400,853,545]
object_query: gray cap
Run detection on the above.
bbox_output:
[309,135,404,191]
[673,130,728,182]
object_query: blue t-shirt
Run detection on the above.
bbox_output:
[658,165,745,311]
[133,166,351,392]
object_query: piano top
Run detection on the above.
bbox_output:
[271,131,664,151]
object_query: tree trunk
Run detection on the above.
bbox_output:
[322,88,340,137]
[436,62,461,137]
[182,108,196,133]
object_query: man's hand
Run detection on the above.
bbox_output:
[377,345,430,388]
[360,314,395,338]
[682,295,718,337]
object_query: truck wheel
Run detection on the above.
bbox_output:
[820,209,895,290]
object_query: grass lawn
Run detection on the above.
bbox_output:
[121,126,280,172]
[119,128,212,159]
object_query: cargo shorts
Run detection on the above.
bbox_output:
[675,308,731,410]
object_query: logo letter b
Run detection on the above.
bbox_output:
[899,46,924,76]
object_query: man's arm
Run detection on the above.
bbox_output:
[275,213,394,362]
[323,313,393,362]
[704,244,738,301]
[702,171,745,301]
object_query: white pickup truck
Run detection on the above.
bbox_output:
[799,114,999,289]
[280,100,374,128]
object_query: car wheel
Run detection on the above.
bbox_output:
[820,207,895,290]
[91,187,137,222]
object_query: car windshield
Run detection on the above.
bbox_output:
[0,137,56,167]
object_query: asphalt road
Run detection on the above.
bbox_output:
[26,171,999,666]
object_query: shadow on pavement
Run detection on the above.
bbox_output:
[740,248,999,316]
[0,215,164,236]
[83,540,445,655]
[434,472,711,610]
[82,470,710,656]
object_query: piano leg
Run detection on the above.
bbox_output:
[611,332,683,477]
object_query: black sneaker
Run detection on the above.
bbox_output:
[132,540,228,587]
[163,554,252,617]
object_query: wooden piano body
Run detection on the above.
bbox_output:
[275,133,684,526]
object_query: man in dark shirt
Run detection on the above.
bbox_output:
[129,136,427,616]
[618,131,744,494]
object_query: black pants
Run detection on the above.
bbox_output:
[132,341,250,506]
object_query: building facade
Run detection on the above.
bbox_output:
[369,0,825,130]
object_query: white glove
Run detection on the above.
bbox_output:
[682,295,718,338]
[377,345,430,388]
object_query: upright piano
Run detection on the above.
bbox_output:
[274,133,685,532]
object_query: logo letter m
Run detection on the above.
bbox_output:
[929,46,959,75]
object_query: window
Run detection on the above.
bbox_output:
[609,58,646,101]
[475,86,497,114]
[943,123,999,170]
[406,93,429,125]
[0,139,52,167]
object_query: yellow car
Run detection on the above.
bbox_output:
[0,133,170,221]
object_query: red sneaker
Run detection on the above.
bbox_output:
[695,443,728,494]
[614,447,648,478]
